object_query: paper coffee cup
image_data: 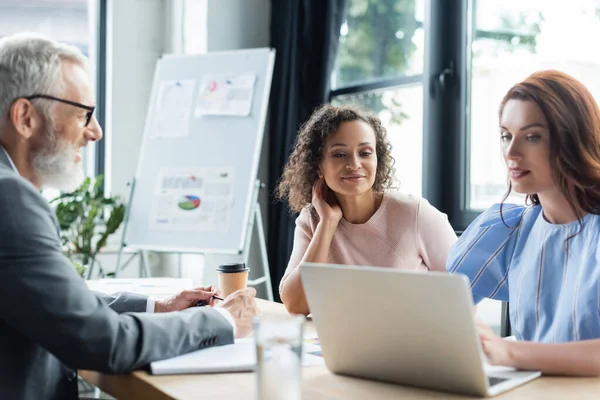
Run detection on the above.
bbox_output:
[217,263,250,297]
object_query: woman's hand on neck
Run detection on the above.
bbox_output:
[336,189,382,224]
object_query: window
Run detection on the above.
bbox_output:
[0,0,104,198]
[331,0,425,197]
[466,0,600,210]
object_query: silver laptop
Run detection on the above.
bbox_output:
[299,263,541,397]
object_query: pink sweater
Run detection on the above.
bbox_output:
[280,192,457,292]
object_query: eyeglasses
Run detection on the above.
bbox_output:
[24,94,96,127]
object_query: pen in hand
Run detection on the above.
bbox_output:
[195,295,225,307]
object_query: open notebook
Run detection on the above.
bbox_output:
[150,337,324,375]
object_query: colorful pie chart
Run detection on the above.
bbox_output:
[178,195,201,210]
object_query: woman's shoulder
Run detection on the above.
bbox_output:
[382,191,422,213]
[382,191,447,219]
[474,203,537,228]
[295,206,319,230]
[456,203,540,246]
[447,204,538,276]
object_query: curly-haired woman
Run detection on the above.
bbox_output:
[276,104,457,315]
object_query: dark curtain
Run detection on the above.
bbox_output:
[267,0,348,301]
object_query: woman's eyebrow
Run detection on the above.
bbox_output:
[329,142,373,149]
[500,122,547,132]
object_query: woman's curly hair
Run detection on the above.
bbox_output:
[275,104,396,213]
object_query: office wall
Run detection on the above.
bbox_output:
[206,0,270,52]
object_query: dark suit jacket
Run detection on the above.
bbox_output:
[0,148,234,400]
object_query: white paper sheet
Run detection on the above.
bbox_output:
[150,337,325,375]
[149,167,235,232]
[195,73,256,116]
[152,80,196,138]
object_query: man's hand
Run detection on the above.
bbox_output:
[154,286,220,313]
[218,287,259,338]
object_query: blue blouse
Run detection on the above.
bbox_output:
[447,203,600,343]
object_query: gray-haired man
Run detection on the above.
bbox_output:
[0,33,259,400]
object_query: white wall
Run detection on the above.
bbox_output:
[206,0,270,52]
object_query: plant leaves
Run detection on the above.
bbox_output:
[52,174,126,274]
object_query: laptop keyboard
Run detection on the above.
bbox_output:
[488,376,509,387]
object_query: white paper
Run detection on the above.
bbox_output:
[149,167,235,232]
[195,73,256,116]
[151,339,255,375]
[152,80,196,138]
[150,337,325,375]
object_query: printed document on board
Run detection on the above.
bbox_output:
[149,167,235,232]
[195,73,256,117]
[151,79,196,138]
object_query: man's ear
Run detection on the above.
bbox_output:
[9,98,40,139]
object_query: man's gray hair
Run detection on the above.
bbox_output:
[0,32,88,134]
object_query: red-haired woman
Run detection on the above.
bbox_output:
[448,70,600,376]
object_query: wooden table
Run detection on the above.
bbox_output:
[80,300,600,400]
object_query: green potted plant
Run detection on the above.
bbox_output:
[51,175,125,278]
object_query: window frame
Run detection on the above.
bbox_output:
[329,75,422,99]
[422,0,480,231]
[94,0,108,188]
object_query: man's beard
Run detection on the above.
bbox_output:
[31,120,85,192]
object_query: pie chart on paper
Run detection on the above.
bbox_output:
[178,195,201,210]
